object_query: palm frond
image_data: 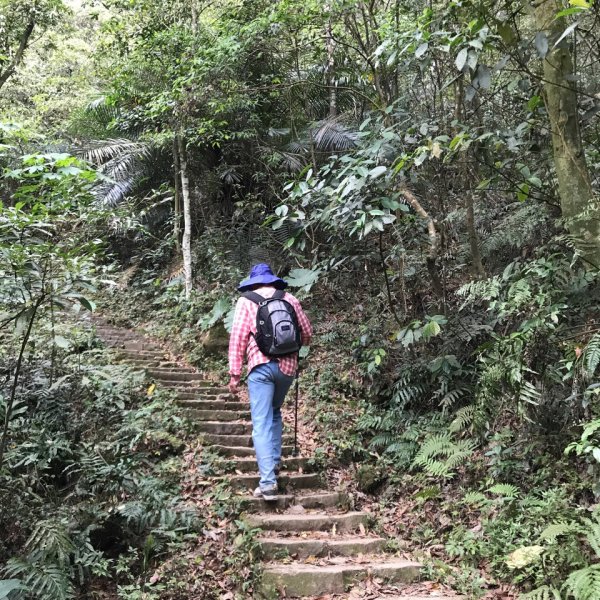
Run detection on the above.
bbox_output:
[311,118,357,152]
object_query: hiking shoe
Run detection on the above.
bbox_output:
[253,484,278,501]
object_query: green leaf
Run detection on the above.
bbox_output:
[77,296,96,312]
[286,268,321,291]
[455,47,468,71]
[415,42,428,58]
[369,166,387,179]
[528,95,541,111]
[0,579,23,599]
[54,336,71,349]
[517,182,530,202]
[422,320,441,340]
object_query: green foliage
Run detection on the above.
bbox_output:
[412,433,476,479]
[0,325,200,599]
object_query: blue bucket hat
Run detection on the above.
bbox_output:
[238,263,287,292]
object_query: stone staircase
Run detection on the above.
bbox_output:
[94,321,455,599]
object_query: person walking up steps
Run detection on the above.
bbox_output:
[228,263,312,501]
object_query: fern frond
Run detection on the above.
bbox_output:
[583,334,600,377]
[563,564,600,600]
[412,434,476,479]
[25,519,74,565]
[520,585,561,600]
[487,483,520,499]
[449,405,475,433]
[463,491,487,505]
[519,380,541,405]
[539,521,581,543]
[582,513,600,558]
[4,558,74,600]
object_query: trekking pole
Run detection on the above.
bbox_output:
[293,365,300,457]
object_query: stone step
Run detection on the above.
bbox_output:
[212,444,294,458]
[258,559,422,597]
[177,400,247,411]
[111,341,161,351]
[372,596,459,600]
[115,350,170,359]
[203,433,293,448]
[228,472,320,491]
[175,390,234,400]
[222,456,309,473]
[239,491,341,512]
[197,421,252,435]
[120,357,189,365]
[99,333,139,341]
[156,381,228,393]
[258,535,385,559]
[122,360,185,369]
[246,511,368,533]
[148,369,206,382]
[185,409,250,422]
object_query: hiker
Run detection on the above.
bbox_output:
[228,263,312,501]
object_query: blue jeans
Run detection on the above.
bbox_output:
[247,361,294,488]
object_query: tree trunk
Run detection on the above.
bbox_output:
[325,3,337,118]
[400,189,445,302]
[172,138,181,252]
[0,294,44,469]
[465,192,485,277]
[534,0,600,267]
[0,18,35,90]
[177,135,193,298]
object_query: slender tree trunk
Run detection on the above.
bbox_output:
[455,75,485,277]
[0,18,35,90]
[534,0,600,267]
[465,193,485,277]
[378,231,402,325]
[401,189,444,301]
[0,294,44,469]
[325,3,337,118]
[177,135,193,298]
[172,138,181,252]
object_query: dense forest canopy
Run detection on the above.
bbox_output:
[3,0,600,598]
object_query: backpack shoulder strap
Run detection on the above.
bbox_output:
[273,289,286,300]
[243,291,266,305]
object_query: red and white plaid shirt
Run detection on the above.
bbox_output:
[228,286,313,378]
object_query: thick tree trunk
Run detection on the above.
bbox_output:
[534,0,600,267]
[172,138,181,252]
[177,135,193,298]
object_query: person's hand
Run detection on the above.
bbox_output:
[228,375,240,395]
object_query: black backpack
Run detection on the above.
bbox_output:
[243,290,302,357]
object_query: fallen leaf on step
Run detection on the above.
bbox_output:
[359,522,366,536]
[331,524,337,535]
